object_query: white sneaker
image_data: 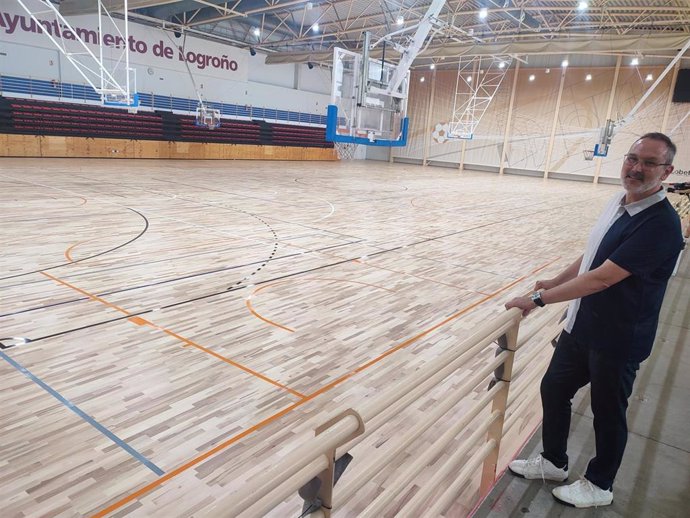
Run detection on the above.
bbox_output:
[508,454,568,481]
[552,478,613,508]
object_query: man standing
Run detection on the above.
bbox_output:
[505,133,684,508]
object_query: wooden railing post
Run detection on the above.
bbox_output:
[480,319,520,495]
[310,409,365,517]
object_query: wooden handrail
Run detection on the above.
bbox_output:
[211,304,566,517]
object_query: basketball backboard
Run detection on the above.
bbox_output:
[327,47,409,147]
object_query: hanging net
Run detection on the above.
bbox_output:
[334,142,359,160]
[583,149,595,161]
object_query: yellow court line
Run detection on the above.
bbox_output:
[38,271,305,398]
[90,258,558,517]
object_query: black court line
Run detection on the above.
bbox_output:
[15,196,594,346]
[0,207,149,281]
[0,241,364,319]
[147,177,362,241]
[21,253,365,345]
[0,229,355,291]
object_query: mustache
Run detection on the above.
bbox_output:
[626,172,645,181]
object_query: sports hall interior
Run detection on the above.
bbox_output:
[1,1,688,517]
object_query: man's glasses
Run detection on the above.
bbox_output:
[624,154,671,170]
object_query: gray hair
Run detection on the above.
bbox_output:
[638,132,676,164]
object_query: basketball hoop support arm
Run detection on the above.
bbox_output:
[380,0,446,96]
[621,37,690,125]
[14,0,136,106]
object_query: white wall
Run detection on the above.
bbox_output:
[0,4,331,115]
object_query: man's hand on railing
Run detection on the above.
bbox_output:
[505,295,538,317]
[534,278,558,291]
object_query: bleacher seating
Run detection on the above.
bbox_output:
[0,96,333,149]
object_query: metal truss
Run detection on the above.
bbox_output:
[53,1,690,63]
[14,0,136,106]
[447,56,512,140]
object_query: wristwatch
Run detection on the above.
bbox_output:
[530,291,545,307]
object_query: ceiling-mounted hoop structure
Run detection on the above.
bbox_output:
[195,104,222,129]
[15,0,138,107]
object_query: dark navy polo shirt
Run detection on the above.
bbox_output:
[571,198,683,362]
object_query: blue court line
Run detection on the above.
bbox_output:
[0,350,164,476]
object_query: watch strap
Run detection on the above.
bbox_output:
[530,291,546,307]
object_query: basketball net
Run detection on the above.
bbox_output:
[334,142,358,160]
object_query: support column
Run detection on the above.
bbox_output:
[422,69,437,166]
[661,62,681,133]
[544,65,567,180]
[499,61,520,176]
[594,55,622,184]
[459,139,467,172]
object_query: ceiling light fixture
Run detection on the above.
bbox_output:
[396,15,404,26]
[312,23,319,33]
[561,59,569,68]
[645,73,653,81]
[498,61,506,69]
[479,8,488,20]
[529,74,535,81]
[631,57,639,66]
[585,74,592,81]
[467,75,473,82]
[252,27,260,37]
[420,76,425,82]
[578,1,588,10]
[430,63,435,69]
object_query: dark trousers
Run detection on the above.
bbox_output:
[540,331,639,491]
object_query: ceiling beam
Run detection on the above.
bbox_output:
[59,0,180,16]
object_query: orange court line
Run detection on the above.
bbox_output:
[158,327,304,398]
[90,397,311,518]
[91,258,557,517]
[64,242,81,263]
[39,271,304,398]
[64,237,99,263]
[246,299,296,333]
[41,271,132,317]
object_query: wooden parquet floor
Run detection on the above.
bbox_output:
[0,158,620,517]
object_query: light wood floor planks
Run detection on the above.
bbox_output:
[0,158,621,517]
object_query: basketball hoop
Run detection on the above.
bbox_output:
[583,149,595,161]
[334,142,358,160]
[102,92,140,112]
[195,104,221,129]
